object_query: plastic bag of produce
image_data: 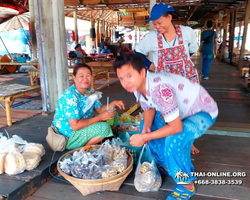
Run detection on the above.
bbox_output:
[134,145,162,192]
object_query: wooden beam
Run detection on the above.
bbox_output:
[185,1,201,23]
[239,0,250,69]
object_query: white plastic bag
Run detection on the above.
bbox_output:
[83,91,103,113]
[5,152,26,175]
[0,153,7,174]
[134,145,162,192]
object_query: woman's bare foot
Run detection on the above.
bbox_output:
[191,145,200,155]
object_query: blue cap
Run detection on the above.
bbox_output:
[147,3,175,21]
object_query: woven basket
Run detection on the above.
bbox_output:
[57,145,133,196]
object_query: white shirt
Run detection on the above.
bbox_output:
[134,72,218,122]
[135,25,198,67]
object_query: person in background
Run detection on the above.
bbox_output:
[134,2,200,154]
[113,53,218,200]
[52,63,125,150]
[101,43,111,54]
[74,44,87,57]
[199,20,218,80]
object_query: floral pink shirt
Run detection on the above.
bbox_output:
[134,72,218,122]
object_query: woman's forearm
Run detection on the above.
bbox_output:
[69,115,101,131]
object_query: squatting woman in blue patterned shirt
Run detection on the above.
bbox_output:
[53,63,125,150]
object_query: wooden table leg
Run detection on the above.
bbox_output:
[30,74,34,86]
[5,100,12,126]
[107,71,110,85]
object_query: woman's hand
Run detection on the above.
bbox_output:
[130,134,146,147]
[110,100,125,110]
[99,110,116,121]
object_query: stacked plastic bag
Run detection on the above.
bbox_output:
[0,133,45,175]
[59,140,128,179]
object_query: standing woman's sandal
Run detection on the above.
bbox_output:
[166,185,195,200]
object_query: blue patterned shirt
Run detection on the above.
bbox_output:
[52,85,102,137]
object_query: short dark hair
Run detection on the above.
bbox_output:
[162,12,171,18]
[113,53,146,73]
[74,44,81,49]
[206,20,213,28]
[73,63,92,76]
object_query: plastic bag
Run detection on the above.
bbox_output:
[22,152,41,171]
[22,143,45,157]
[119,113,135,123]
[5,152,26,175]
[83,91,102,113]
[134,112,144,124]
[101,165,118,179]
[100,140,113,159]
[0,153,7,174]
[111,156,127,173]
[113,146,127,160]
[59,155,73,175]
[0,137,18,153]
[134,145,162,192]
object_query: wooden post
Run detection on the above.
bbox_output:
[105,22,108,38]
[29,0,37,59]
[215,19,218,31]
[73,10,78,44]
[90,11,94,28]
[229,11,236,64]
[148,0,156,63]
[90,11,95,48]
[34,0,69,112]
[96,20,100,47]
[237,21,242,49]
[239,0,250,69]
[220,16,229,61]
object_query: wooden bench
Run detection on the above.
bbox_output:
[0,62,39,73]
[29,68,109,89]
[87,61,113,71]
[0,84,41,126]
[239,67,249,77]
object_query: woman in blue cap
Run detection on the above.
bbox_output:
[135,3,200,155]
